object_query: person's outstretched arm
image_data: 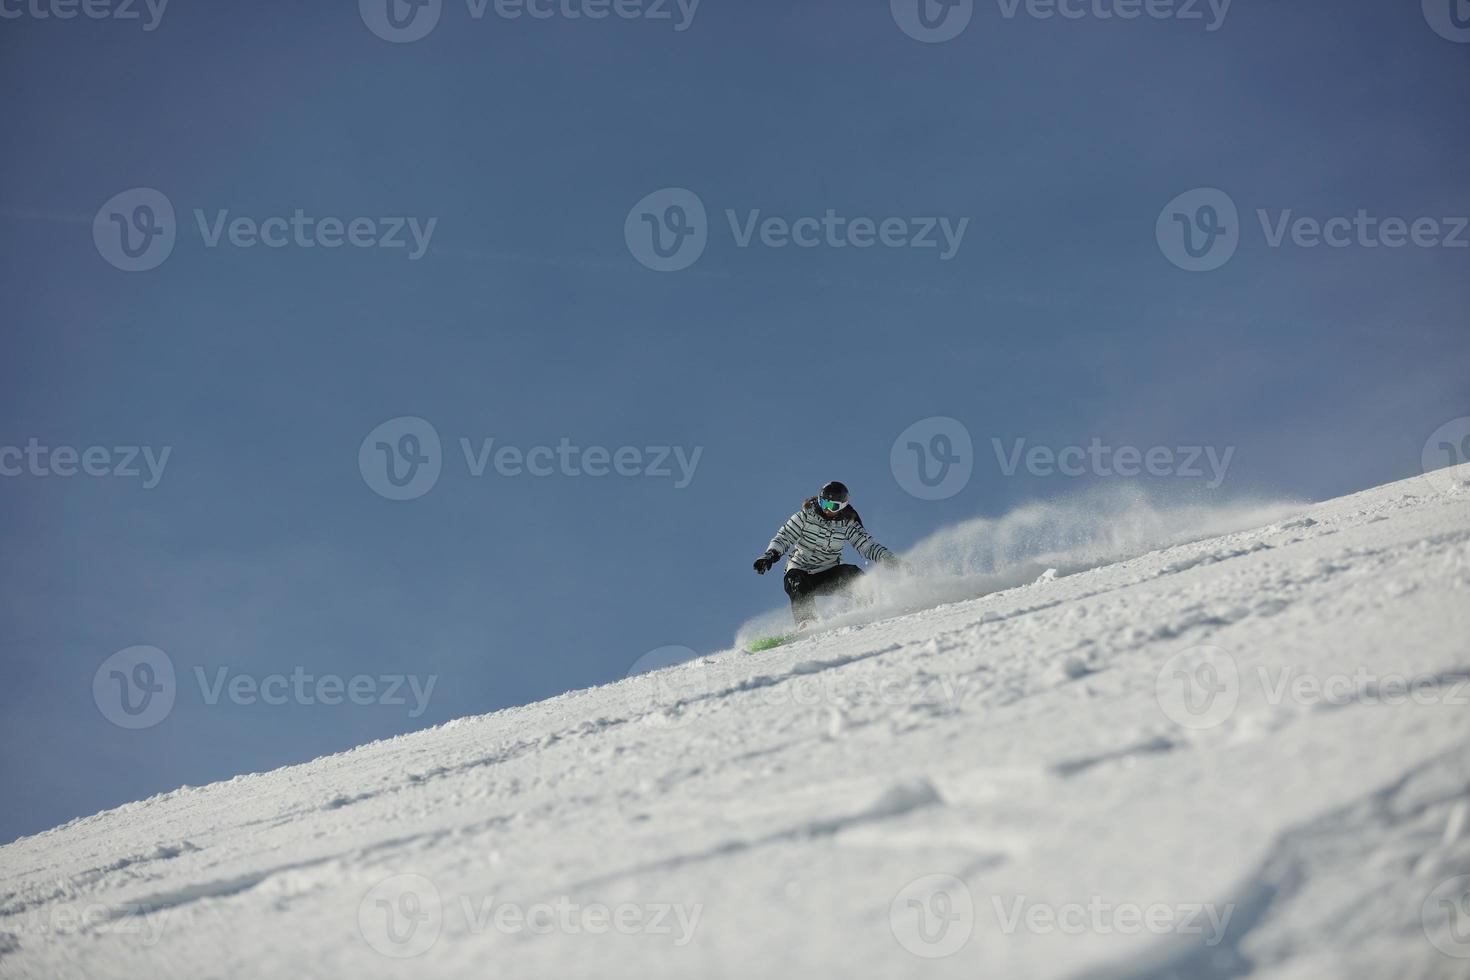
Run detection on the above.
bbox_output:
[753,512,801,574]
[767,512,802,556]
[846,521,898,566]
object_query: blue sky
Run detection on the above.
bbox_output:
[0,0,1465,842]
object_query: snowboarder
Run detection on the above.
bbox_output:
[753,481,901,629]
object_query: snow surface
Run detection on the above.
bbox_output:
[3,465,1469,979]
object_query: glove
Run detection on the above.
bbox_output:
[880,554,907,573]
[753,550,781,575]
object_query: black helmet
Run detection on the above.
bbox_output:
[817,481,850,514]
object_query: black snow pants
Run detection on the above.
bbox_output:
[782,564,864,627]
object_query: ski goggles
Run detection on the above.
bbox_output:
[818,497,849,513]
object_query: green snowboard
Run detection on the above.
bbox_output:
[743,634,797,653]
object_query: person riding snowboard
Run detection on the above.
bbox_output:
[753,481,901,629]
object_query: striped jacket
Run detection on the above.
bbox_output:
[766,498,896,573]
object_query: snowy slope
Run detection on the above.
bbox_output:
[2,466,1468,980]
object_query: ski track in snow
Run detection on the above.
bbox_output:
[2,466,1469,979]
